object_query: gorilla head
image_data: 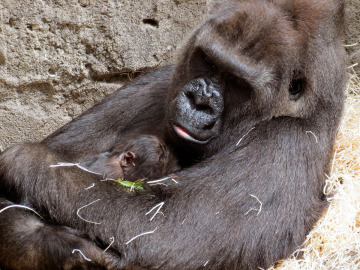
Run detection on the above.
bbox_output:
[165,0,344,161]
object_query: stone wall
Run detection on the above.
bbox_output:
[0,0,207,151]
[0,0,359,151]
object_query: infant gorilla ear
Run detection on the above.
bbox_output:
[79,135,179,181]
[78,151,135,180]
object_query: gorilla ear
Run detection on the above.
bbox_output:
[120,152,136,167]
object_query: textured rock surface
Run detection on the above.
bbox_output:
[0,0,359,151]
[0,0,207,151]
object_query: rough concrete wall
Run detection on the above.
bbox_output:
[0,0,207,151]
[0,0,359,151]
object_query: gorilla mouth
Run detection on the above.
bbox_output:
[173,125,210,144]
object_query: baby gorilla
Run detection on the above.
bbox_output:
[80,135,179,181]
[0,135,179,270]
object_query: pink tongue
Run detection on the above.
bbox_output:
[174,126,194,140]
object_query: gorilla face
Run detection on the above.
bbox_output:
[165,48,226,150]
[165,3,303,157]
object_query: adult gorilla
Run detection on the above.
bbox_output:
[0,0,346,269]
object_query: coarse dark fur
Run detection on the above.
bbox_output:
[0,0,347,269]
[0,198,117,270]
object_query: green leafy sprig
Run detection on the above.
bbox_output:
[117,178,145,192]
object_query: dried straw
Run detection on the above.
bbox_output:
[270,71,360,269]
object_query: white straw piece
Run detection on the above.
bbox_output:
[72,249,92,261]
[125,228,157,245]
[145,202,165,221]
[76,199,102,225]
[0,204,43,219]
[236,127,255,146]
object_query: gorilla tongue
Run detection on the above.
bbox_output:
[173,125,209,144]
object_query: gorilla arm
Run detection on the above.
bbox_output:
[42,66,173,162]
[0,115,337,270]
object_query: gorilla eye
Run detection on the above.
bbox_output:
[225,74,252,102]
[192,49,218,75]
[289,76,305,101]
[203,56,217,71]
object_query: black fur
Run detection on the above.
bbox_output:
[0,0,346,269]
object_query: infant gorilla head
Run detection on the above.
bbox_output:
[80,135,179,181]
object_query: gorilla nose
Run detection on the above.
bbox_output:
[197,78,213,98]
[174,77,224,142]
[185,78,223,116]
